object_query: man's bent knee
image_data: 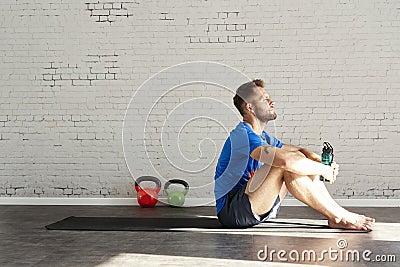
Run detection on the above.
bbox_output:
[293,150,306,158]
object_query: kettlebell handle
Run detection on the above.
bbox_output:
[164,179,189,192]
[135,176,162,191]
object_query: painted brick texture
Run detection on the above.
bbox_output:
[0,0,399,200]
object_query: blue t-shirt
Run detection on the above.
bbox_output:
[214,121,283,214]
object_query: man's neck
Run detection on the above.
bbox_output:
[243,117,266,136]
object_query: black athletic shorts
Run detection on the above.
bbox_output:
[217,184,281,228]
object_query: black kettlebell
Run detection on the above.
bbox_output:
[164,179,189,207]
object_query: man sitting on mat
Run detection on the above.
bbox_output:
[214,79,375,230]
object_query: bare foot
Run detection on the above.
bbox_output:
[348,211,375,224]
[328,213,375,231]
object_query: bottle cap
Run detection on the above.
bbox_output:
[322,142,333,155]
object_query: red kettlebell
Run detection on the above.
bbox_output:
[134,176,161,208]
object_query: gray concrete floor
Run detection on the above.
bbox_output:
[0,205,399,266]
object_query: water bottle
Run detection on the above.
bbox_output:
[320,142,334,182]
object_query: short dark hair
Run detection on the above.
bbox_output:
[233,79,265,116]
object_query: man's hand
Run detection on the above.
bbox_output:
[321,162,339,184]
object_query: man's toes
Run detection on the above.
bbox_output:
[366,221,374,228]
[364,221,374,230]
[365,216,375,222]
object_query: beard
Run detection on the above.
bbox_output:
[256,111,277,122]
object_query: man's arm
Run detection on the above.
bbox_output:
[250,145,334,182]
[281,143,321,163]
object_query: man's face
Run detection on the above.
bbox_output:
[250,87,277,122]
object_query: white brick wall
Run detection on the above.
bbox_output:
[0,0,399,200]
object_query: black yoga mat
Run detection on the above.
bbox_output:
[45,216,368,232]
[46,216,224,231]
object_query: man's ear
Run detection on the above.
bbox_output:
[246,103,255,115]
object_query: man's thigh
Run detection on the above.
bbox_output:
[245,165,285,216]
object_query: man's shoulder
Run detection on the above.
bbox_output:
[230,122,247,136]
